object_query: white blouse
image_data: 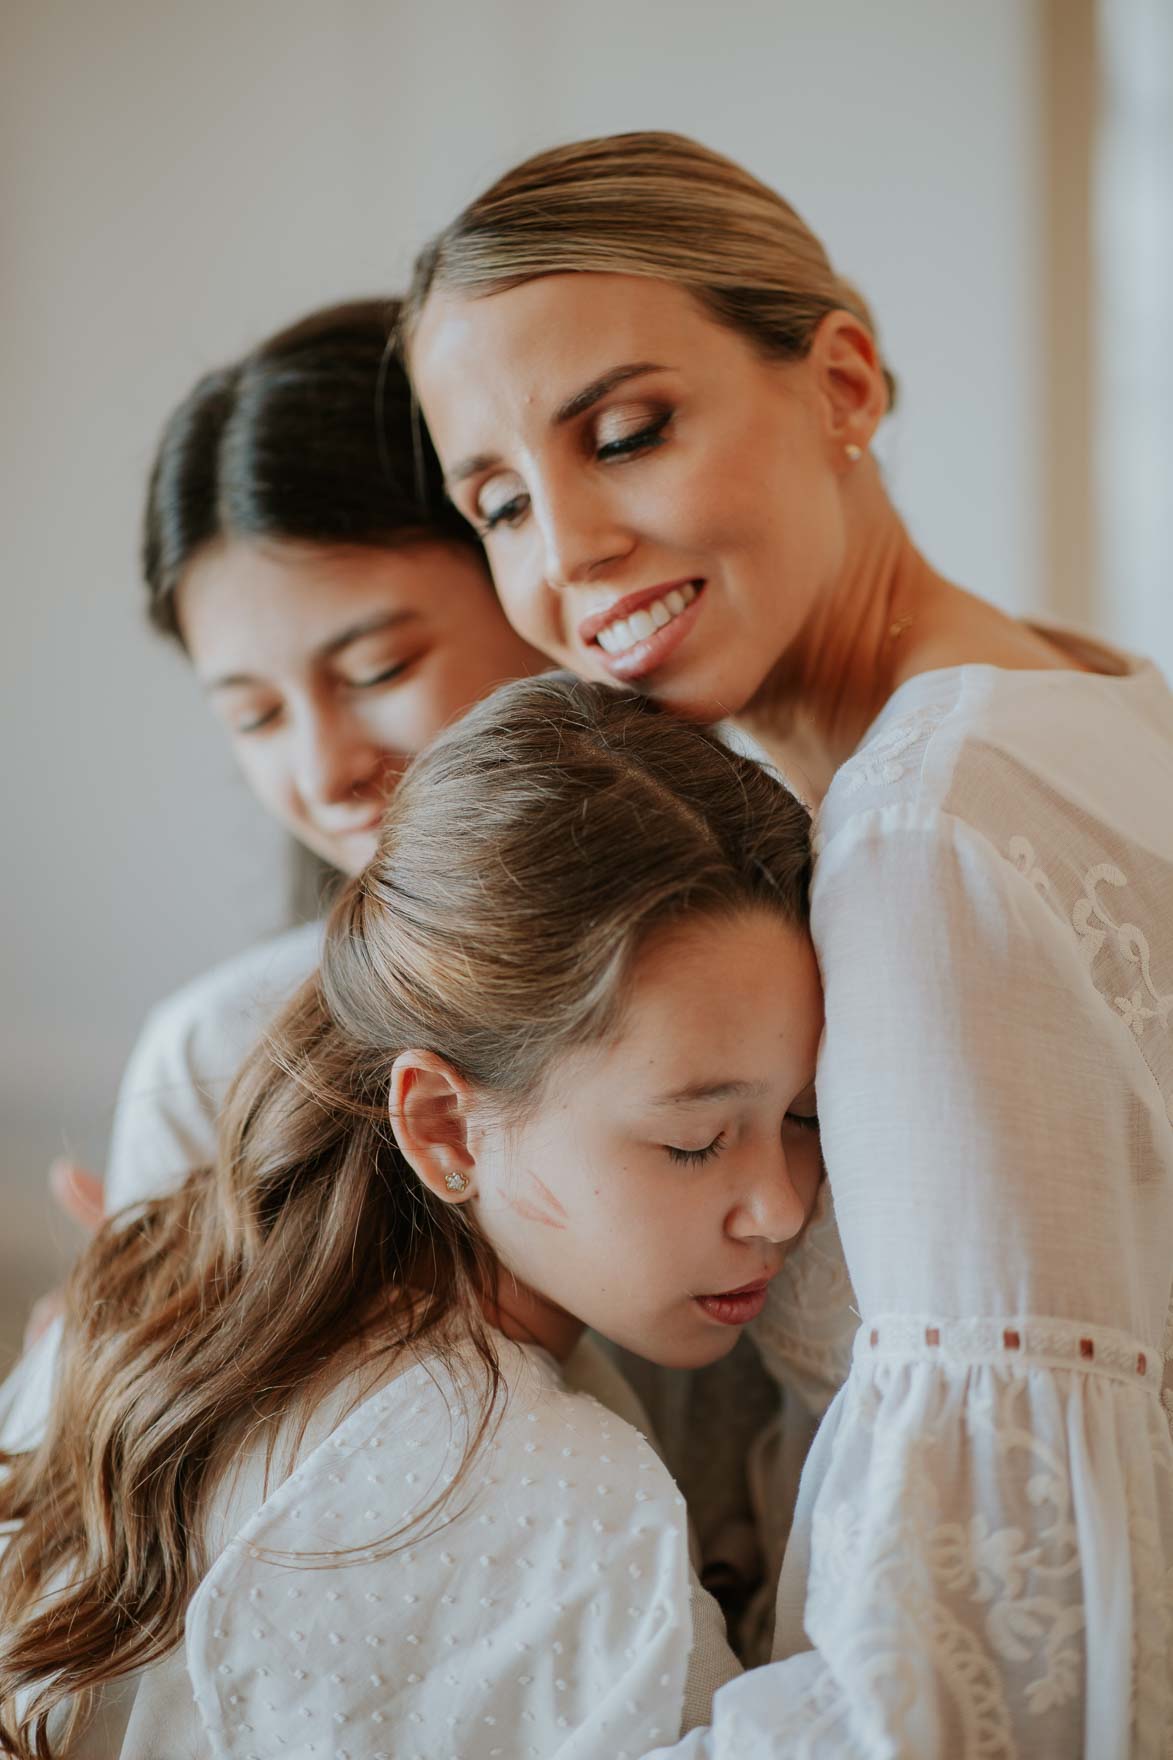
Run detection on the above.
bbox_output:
[654,630,1173,1758]
[1,1327,739,1758]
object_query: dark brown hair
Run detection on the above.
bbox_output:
[0,674,811,1756]
[142,298,477,641]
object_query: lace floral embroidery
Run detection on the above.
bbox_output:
[841,713,932,796]
[1008,838,1173,1038]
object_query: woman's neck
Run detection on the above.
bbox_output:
[737,465,1087,800]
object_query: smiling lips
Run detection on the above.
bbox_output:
[594,582,698,654]
[578,579,705,682]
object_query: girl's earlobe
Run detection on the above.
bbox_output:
[389,1050,477,1202]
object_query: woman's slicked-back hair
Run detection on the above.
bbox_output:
[403,131,895,408]
[143,298,476,640]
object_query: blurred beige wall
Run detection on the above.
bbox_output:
[1,0,1047,1354]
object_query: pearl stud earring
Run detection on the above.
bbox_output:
[443,1169,469,1194]
[844,443,863,463]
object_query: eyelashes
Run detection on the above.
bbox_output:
[666,1133,726,1167]
[666,1112,820,1168]
[474,407,674,534]
[595,410,671,461]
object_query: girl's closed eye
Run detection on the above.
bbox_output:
[785,1110,820,1134]
[666,1131,726,1166]
[341,654,420,690]
[228,700,281,736]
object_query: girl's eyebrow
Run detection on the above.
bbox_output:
[444,362,669,490]
[653,1078,768,1106]
[204,611,421,692]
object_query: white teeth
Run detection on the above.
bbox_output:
[594,584,699,657]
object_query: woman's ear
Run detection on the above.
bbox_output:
[390,1050,478,1204]
[808,308,887,457]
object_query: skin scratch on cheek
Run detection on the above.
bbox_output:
[506,1170,569,1230]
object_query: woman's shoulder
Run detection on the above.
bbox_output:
[185,1334,694,1757]
[818,638,1173,870]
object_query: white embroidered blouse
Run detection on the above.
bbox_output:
[654,629,1173,1759]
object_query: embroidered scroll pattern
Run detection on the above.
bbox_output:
[840,711,935,797]
[1008,838,1173,1041]
[796,1359,1172,1757]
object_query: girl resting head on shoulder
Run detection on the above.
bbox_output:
[0,673,822,1760]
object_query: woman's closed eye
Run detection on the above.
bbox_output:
[593,407,671,462]
[476,473,530,534]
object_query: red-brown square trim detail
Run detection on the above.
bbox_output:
[1137,1351,1147,1375]
[1002,1329,1021,1350]
[924,1327,940,1347]
[1079,1337,1095,1360]
[869,1328,879,1348]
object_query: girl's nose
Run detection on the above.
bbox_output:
[294,705,385,806]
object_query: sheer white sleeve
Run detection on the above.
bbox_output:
[649,802,1173,1758]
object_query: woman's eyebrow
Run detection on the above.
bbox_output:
[444,362,669,489]
[552,361,668,425]
[653,1078,768,1106]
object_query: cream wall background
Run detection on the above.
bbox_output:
[2,0,1047,1352]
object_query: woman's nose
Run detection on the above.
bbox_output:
[534,472,633,589]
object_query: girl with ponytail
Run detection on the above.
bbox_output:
[0,673,822,1760]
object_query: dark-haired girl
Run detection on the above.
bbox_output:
[89,299,544,1221]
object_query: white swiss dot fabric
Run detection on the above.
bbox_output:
[186,1336,723,1759]
[649,630,1173,1759]
[1,1329,739,1759]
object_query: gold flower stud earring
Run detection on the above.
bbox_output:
[444,1169,470,1194]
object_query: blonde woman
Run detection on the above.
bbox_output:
[405,132,1173,1757]
[0,676,825,1758]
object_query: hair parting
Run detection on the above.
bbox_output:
[142,298,477,645]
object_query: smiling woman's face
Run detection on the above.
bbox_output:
[411,273,864,722]
[177,536,543,874]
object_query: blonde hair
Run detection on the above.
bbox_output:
[0,674,811,1758]
[404,130,895,407]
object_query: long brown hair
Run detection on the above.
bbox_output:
[403,130,896,407]
[0,675,811,1757]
